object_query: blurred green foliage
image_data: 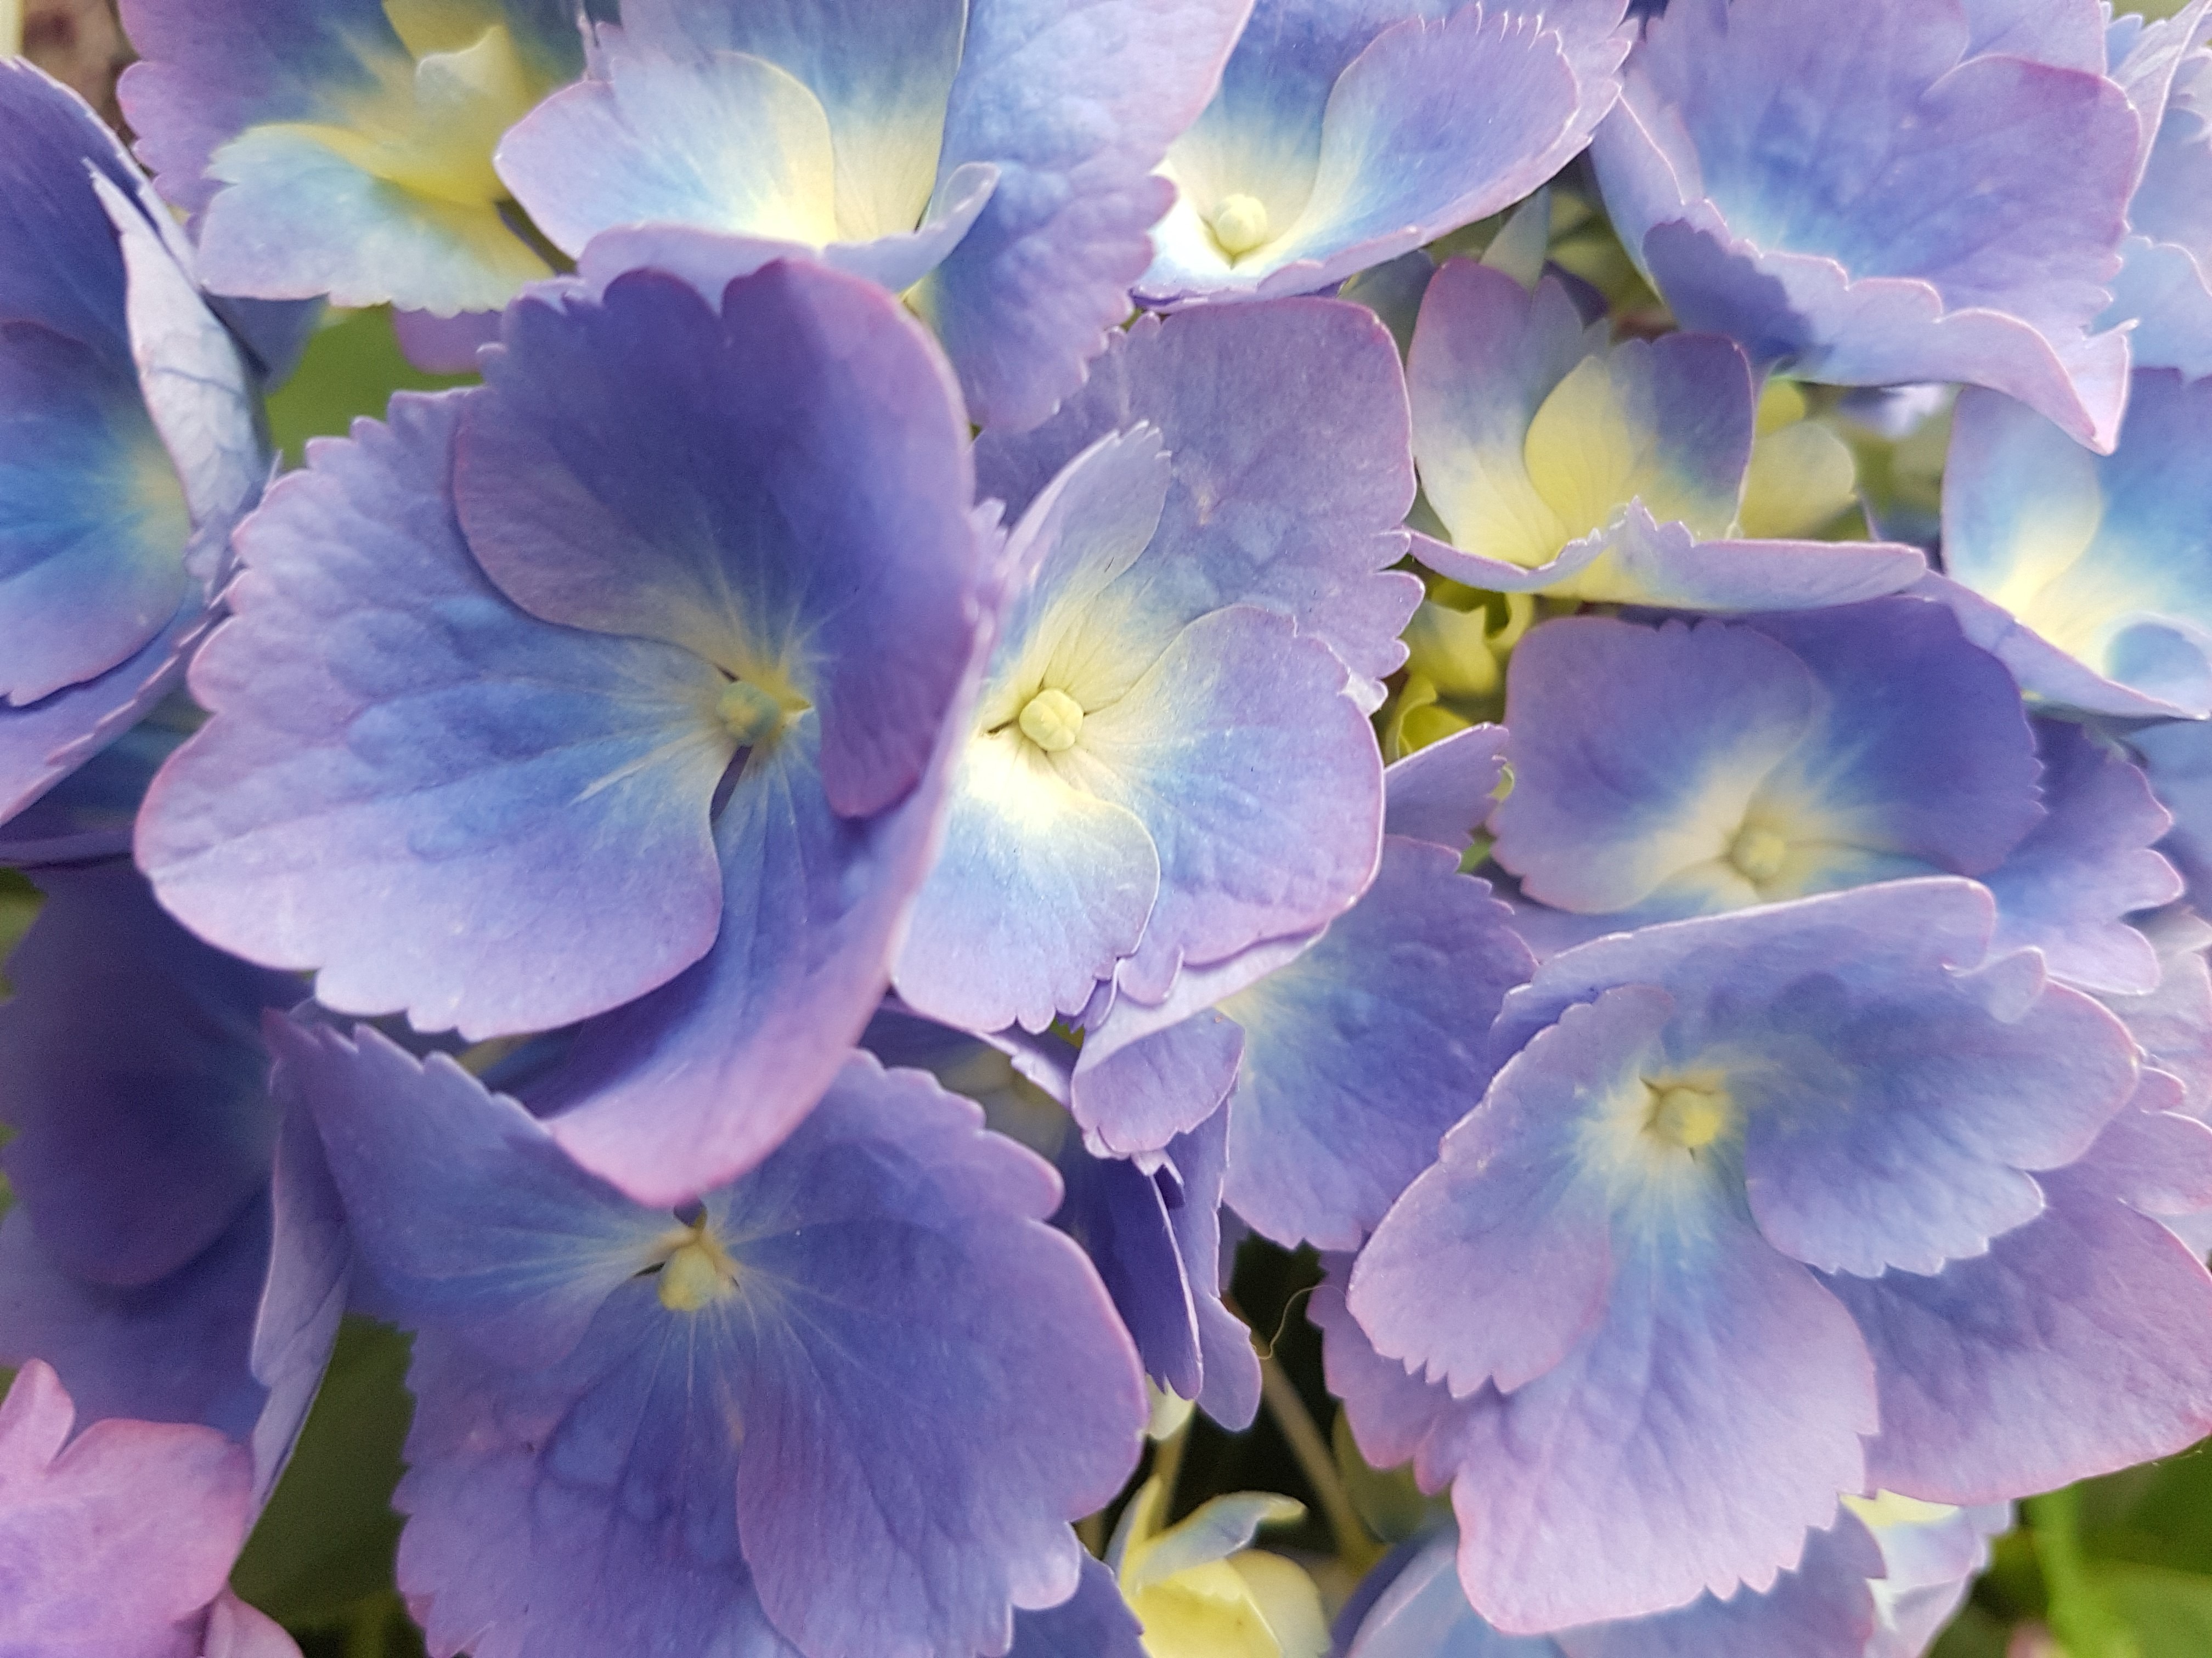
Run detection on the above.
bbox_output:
[236,1319,424,1657]
[1936,1441,2212,1657]
[264,309,477,467]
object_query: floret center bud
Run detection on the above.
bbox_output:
[1018,687,1085,753]
[718,678,786,749]
[1646,1083,1730,1151]
[1728,824,1789,885]
[1209,194,1272,257]
[656,1218,740,1312]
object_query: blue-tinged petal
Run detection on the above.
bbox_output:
[0,870,338,1490]
[1493,617,1822,914]
[1909,571,2191,720]
[1739,599,2043,876]
[568,160,1001,301]
[1405,260,1611,571]
[117,0,583,314]
[0,1362,256,1658]
[245,1089,352,1507]
[0,60,143,358]
[1498,880,2137,1278]
[1058,1128,1205,1402]
[1859,1498,2010,1658]
[1164,1104,1263,1430]
[0,65,259,818]
[0,592,211,829]
[1959,0,2106,70]
[198,127,551,314]
[1010,1555,1148,1658]
[497,32,843,256]
[301,1029,1145,1658]
[1418,506,1927,612]
[0,703,184,868]
[276,1022,675,1371]
[138,393,735,1040]
[917,0,1252,428]
[1404,262,1922,607]
[96,171,263,536]
[0,862,294,1289]
[2097,910,2212,1134]
[1984,720,2181,994]
[1312,1267,1473,1485]
[1344,1530,1564,1657]
[1449,1234,1872,1636]
[2068,1068,2212,1230]
[1070,1009,1245,1155]
[458,264,985,820]
[618,0,967,244]
[2137,717,2212,910]
[1830,1153,2212,1504]
[1141,0,1631,304]
[1347,988,1632,1398]
[1551,1514,1879,1658]
[2107,236,2212,379]
[862,1010,1257,1425]
[0,325,191,705]
[0,1198,270,1445]
[521,709,977,1205]
[393,1325,802,1658]
[1943,372,2212,716]
[1592,0,2138,450]
[1070,603,1383,999]
[1220,836,1531,1249]
[1496,603,2042,924]
[1344,1512,1888,1658]
[1383,721,1506,853]
[2104,9,2212,372]
[1353,982,1877,1633]
[897,727,1161,1035]
[1488,301,1753,552]
[974,299,1421,709]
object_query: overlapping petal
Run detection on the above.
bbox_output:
[0,61,262,830]
[1592,0,2138,450]
[284,1021,1147,1658]
[1139,0,1632,303]
[0,1362,260,1658]
[118,0,595,314]
[1336,881,2168,1630]
[1405,261,1924,607]
[1940,369,2212,717]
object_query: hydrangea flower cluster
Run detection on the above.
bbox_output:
[7,0,2212,1654]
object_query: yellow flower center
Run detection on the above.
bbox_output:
[1018,687,1085,753]
[1209,194,1272,258]
[1646,1083,1730,1151]
[1728,824,1790,886]
[717,678,788,748]
[654,1216,740,1313]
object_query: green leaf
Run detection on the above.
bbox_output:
[233,1317,416,1629]
[1330,1410,1432,1547]
[2095,1563,2212,1658]
[263,309,476,467]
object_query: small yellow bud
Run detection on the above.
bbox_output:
[717,678,785,748]
[655,1220,740,1312]
[1728,824,1789,885]
[1018,687,1085,752]
[1647,1084,1729,1151]
[1210,194,1272,258]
